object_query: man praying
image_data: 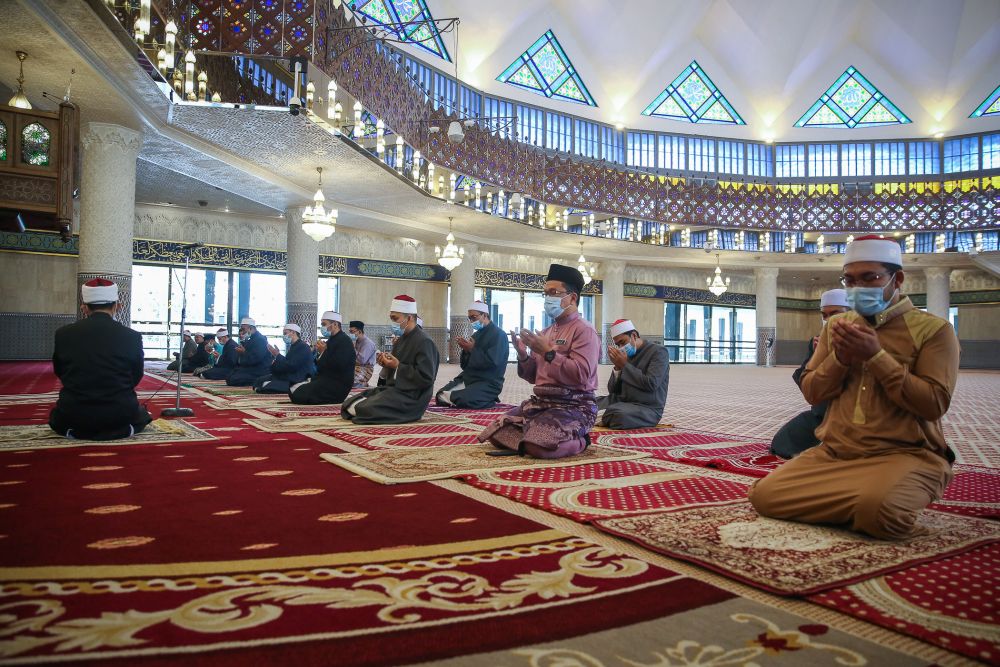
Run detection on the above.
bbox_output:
[225,317,272,386]
[436,300,508,409]
[349,320,377,388]
[253,323,316,394]
[749,235,960,540]
[197,328,238,380]
[290,311,355,405]
[597,319,670,429]
[479,264,599,458]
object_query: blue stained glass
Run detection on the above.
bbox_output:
[970,84,1000,118]
[795,66,910,128]
[496,30,596,107]
[347,0,450,61]
[642,61,744,125]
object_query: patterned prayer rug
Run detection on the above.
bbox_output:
[320,444,651,484]
[245,412,478,433]
[929,463,1000,518]
[464,459,751,522]
[0,419,215,451]
[596,503,1000,596]
[810,543,1000,664]
[593,429,782,477]
[321,425,483,449]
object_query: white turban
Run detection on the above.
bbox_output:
[283,323,301,334]
[240,317,256,326]
[820,289,850,309]
[321,311,342,323]
[390,294,418,314]
[609,319,636,338]
[468,301,489,314]
[80,278,118,304]
[844,235,902,267]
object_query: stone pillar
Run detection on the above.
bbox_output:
[447,242,477,363]
[77,123,142,325]
[285,206,319,343]
[599,261,626,364]
[754,267,779,367]
[924,267,952,320]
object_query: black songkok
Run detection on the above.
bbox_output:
[349,320,364,331]
[545,263,584,294]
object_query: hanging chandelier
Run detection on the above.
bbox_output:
[436,217,464,271]
[707,253,730,296]
[7,51,31,109]
[577,242,593,286]
[301,167,337,242]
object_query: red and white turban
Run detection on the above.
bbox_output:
[609,319,636,338]
[844,235,902,267]
[390,294,418,314]
[80,278,118,304]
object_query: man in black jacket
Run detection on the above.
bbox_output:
[290,311,355,404]
[254,323,317,394]
[49,278,152,440]
[226,317,272,386]
[769,288,851,459]
[198,329,238,379]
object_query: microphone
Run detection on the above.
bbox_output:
[178,242,204,250]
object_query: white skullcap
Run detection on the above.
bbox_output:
[321,311,342,323]
[283,323,301,334]
[820,288,850,309]
[216,328,230,336]
[240,317,256,326]
[390,294,418,314]
[609,319,636,338]
[844,235,902,267]
[468,301,489,314]
[183,329,192,336]
[80,278,118,304]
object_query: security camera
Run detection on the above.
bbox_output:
[289,99,301,116]
[447,120,465,144]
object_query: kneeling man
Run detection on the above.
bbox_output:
[597,319,670,429]
[436,300,508,408]
[290,311,355,405]
[254,323,316,394]
[749,236,960,539]
[478,264,599,458]
[226,318,272,386]
[341,295,440,423]
[49,279,152,440]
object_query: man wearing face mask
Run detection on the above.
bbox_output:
[596,319,670,429]
[750,236,960,540]
[341,295,440,423]
[198,329,238,380]
[289,311,355,404]
[436,300,508,408]
[769,289,850,459]
[349,321,377,388]
[479,264,600,459]
[225,318,273,386]
[253,324,316,394]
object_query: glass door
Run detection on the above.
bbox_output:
[710,305,735,363]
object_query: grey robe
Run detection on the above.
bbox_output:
[436,321,508,408]
[341,325,440,424]
[597,342,670,429]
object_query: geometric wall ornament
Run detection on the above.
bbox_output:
[642,60,745,125]
[794,66,910,128]
[497,30,597,106]
[347,0,450,61]
[970,84,1000,118]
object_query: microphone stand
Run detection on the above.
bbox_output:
[162,245,197,417]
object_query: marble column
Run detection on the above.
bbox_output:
[285,206,319,343]
[924,267,952,320]
[754,267,779,367]
[447,242,477,363]
[599,261,626,364]
[77,123,142,325]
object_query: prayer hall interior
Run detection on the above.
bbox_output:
[2,0,1000,664]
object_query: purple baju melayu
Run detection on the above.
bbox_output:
[478,311,600,458]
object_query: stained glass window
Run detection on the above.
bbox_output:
[642,61,745,125]
[21,122,51,167]
[347,0,450,61]
[497,30,596,107]
[0,120,7,162]
[795,66,910,128]
[970,84,1000,118]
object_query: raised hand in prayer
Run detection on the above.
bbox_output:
[519,329,553,356]
[377,351,399,369]
[315,339,327,354]
[235,345,246,354]
[456,336,474,352]
[607,344,628,370]
[830,319,881,365]
[509,329,528,361]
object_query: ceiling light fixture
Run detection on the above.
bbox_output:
[8,51,32,109]
[436,216,464,271]
[707,253,730,297]
[577,242,594,286]
[301,167,337,242]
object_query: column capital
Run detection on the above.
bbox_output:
[924,267,953,280]
[601,260,626,277]
[284,205,309,225]
[754,266,780,280]
[81,122,142,155]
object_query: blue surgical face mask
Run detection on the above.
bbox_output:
[390,321,404,336]
[544,295,566,320]
[620,342,637,358]
[471,320,483,331]
[846,276,897,316]
[282,335,293,346]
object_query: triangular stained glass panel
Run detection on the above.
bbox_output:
[970,84,1000,117]
[641,61,745,124]
[795,66,910,128]
[347,0,450,61]
[497,30,596,106]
